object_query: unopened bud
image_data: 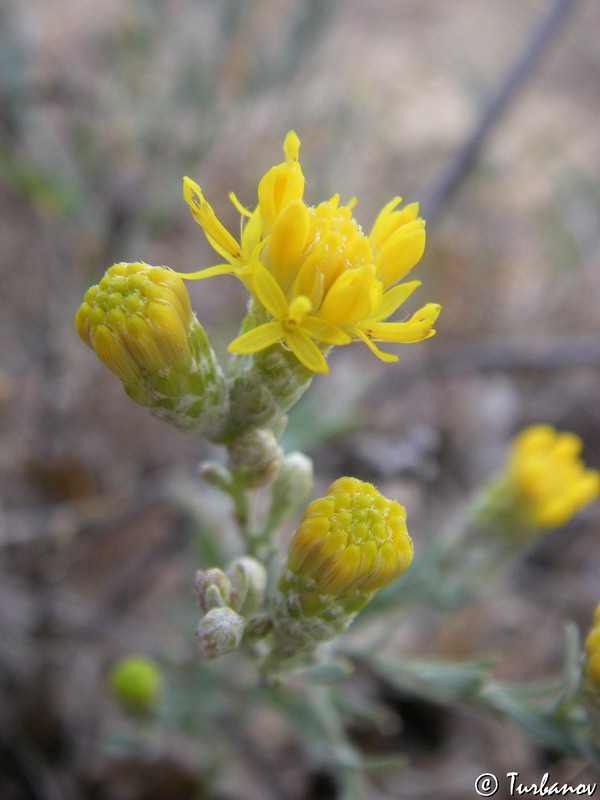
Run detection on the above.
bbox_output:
[199,461,232,491]
[75,262,228,439]
[227,427,282,488]
[194,568,232,612]
[108,656,161,710]
[227,556,267,616]
[195,607,245,660]
[267,451,313,530]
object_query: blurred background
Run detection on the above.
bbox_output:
[1,0,599,798]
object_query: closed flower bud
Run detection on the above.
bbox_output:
[108,656,161,710]
[75,262,228,439]
[194,568,233,612]
[227,556,267,616]
[227,427,283,487]
[267,477,413,667]
[287,476,413,595]
[195,607,245,660]
[266,452,314,531]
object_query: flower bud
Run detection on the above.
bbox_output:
[195,607,245,660]
[266,452,314,530]
[227,427,283,488]
[268,477,413,666]
[108,656,161,710]
[194,568,233,612]
[75,262,228,439]
[227,556,267,616]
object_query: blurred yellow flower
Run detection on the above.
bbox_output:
[585,603,600,688]
[287,476,413,595]
[506,425,600,528]
[181,131,440,373]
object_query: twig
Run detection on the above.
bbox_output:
[383,336,600,390]
[422,0,583,222]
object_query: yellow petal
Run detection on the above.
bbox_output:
[182,177,242,264]
[286,330,329,373]
[352,329,399,362]
[268,199,310,292]
[363,303,441,342]
[227,321,284,354]
[176,264,235,280]
[283,130,300,161]
[252,264,289,319]
[369,196,402,246]
[367,280,421,323]
[370,199,421,248]
[301,316,351,345]
[377,226,426,288]
[257,161,305,231]
[318,267,382,328]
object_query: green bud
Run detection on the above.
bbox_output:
[227,556,267,616]
[227,427,282,488]
[194,568,233,612]
[266,451,313,531]
[195,607,245,660]
[198,460,233,491]
[108,656,161,710]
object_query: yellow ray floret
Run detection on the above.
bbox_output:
[179,132,440,373]
[506,425,600,528]
[287,477,413,595]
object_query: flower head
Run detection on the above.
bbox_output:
[75,262,228,436]
[181,132,440,373]
[75,262,195,382]
[505,425,600,528]
[287,476,413,595]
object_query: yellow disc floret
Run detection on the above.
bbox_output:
[287,477,413,595]
[75,262,194,383]
[506,425,600,528]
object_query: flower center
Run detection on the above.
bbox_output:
[305,202,373,291]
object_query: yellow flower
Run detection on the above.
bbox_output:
[584,604,600,688]
[287,476,413,595]
[180,131,440,373]
[506,425,600,528]
[75,262,194,383]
